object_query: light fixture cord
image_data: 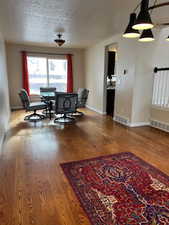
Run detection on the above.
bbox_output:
[133,0,157,13]
[133,0,142,13]
[150,0,158,14]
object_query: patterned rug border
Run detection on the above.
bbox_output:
[60,152,169,225]
[61,152,169,182]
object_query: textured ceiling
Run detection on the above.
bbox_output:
[0,0,168,48]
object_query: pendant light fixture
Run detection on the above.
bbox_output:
[166,36,169,41]
[54,34,65,47]
[123,0,169,43]
[133,0,154,30]
[123,13,140,38]
[139,29,155,42]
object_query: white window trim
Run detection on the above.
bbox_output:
[27,54,67,96]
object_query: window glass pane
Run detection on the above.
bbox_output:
[48,59,67,92]
[27,56,47,95]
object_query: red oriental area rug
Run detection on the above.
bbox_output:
[61,152,169,225]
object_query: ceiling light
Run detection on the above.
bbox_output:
[139,29,155,42]
[132,0,154,30]
[123,13,140,38]
[54,34,65,47]
[123,0,169,42]
[166,36,169,41]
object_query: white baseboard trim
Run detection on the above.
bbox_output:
[0,133,5,155]
[150,119,169,133]
[129,122,150,127]
[0,113,11,156]
[114,115,150,127]
[0,129,8,156]
[86,105,106,115]
[113,115,130,126]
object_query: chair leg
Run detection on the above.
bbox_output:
[24,110,46,122]
[69,110,84,117]
[54,114,75,124]
[42,101,54,120]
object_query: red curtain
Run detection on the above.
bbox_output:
[21,51,30,95]
[66,54,73,93]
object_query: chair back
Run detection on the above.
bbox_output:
[55,93,78,114]
[77,88,89,108]
[18,89,30,109]
[40,87,56,93]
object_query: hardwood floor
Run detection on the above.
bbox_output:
[1,109,169,225]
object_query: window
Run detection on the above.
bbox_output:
[27,56,67,95]
[152,70,169,108]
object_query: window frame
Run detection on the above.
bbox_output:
[27,53,67,96]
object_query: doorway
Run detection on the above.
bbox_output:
[103,43,118,117]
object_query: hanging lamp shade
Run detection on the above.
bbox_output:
[139,29,155,42]
[123,13,140,38]
[132,0,154,30]
[54,34,65,47]
[166,36,169,41]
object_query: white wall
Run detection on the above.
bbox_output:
[85,28,169,126]
[85,43,106,114]
[0,33,10,152]
[150,28,169,124]
[6,43,85,108]
[131,41,155,124]
[129,28,169,125]
[85,34,141,123]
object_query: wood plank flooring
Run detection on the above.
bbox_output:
[0,109,169,225]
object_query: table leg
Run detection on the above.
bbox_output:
[49,101,53,120]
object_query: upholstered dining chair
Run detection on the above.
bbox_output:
[72,88,89,116]
[19,89,48,122]
[40,87,57,117]
[77,88,89,107]
[54,93,78,123]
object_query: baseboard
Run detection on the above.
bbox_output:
[113,115,130,126]
[0,129,8,156]
[86,105,106,115]
[113,115,150,127]
[0,111,10,155]
[129,122,150,127]
[0,133,4,155]
[150,119,169,133]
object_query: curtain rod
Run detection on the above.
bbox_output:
[154,67,169,73]
[21,51,73,56]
